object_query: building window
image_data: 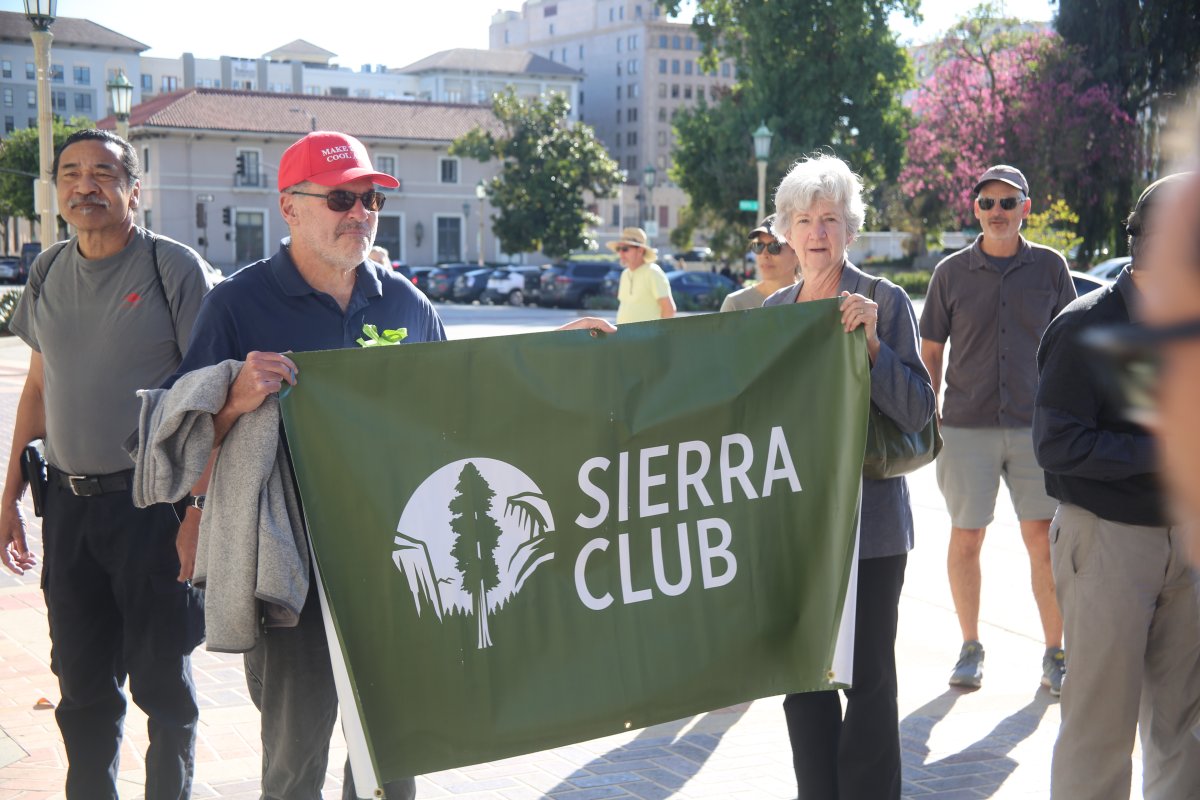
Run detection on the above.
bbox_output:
[544,3,557,16]
[504,29,510,44]
[1,61,10,79]
[628,108,638,122]
[628,59,638,74]
[376,155,396,188]
[73,65,90,85]
[25,62,35,80]
[635,4,643,18]
[26,90,34,106]
[143,147,150,173]
[629,34,639,50]
[609,7,614,21]
[616,109,622,123]
[685,61,693,76]
[439,157,459,184]
[562,47,567,61]
[50,64,63,82]
[162,76,178,92]
[235,149,262,187]
[51,90,65,111]
[143,209,152,230]
[549,23,555,35]
[142,74,153,92]
[684,85,693,99]
[658,83,666,98]
[722,63,731,78]
[579,45,584,59]
[26,117,35,129]
[659,59,666,74]
[672,60,680,74]
[627,132,637,146]
[619,5,624,19]
[3,116,12,134]
[686,37,694,50]
[612,205,620,227]
[659,34,667,48]
[616,86,622,100]
[615,132,622,147]
[616,37,622,53]
[2,89,11,108]
[672,35,681,49]
[629,83,638,98]
[74,92,91,113]
[657,131,667,146]
[671,84,679,98]
[616,62,622,76]
[658,107,666,121]
[627,155,638,171]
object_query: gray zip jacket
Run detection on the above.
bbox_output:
[128,359,308,652]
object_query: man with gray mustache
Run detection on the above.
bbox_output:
[0,129,211,798]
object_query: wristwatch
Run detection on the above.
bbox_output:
[188,494,206,510]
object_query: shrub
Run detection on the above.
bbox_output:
[0,289,22,334]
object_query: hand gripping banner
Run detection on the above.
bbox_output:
[279,299,869,790]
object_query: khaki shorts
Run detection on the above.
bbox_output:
[935,426,1057,529]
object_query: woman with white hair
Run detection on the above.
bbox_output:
[763,154,935,799]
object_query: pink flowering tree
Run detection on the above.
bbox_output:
[901,18,1134,256]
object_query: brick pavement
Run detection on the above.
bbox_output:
[0,332,1145,800]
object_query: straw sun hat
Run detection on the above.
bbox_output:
[605,227,658,263]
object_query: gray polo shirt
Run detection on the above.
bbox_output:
[10,228,210,474]
[920,234,1075,428]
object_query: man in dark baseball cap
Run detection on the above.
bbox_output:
[920,162,1077,695]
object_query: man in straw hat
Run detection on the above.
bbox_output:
[608,227,676,323]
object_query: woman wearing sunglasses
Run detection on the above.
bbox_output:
[762,154,934,800]
[719,214,799,311]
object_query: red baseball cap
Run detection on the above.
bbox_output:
[277,131,399,191]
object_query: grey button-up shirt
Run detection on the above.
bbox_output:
[920,235,1075,428]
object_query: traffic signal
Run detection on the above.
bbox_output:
[195,202,207,229]
[221,206,232,226]
[235,153,246,175]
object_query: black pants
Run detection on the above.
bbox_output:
[783,553,907,800]
[41,474,204,800]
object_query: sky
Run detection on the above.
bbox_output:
[2,0,1056,66]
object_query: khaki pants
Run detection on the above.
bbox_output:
[1050,503,1200,800]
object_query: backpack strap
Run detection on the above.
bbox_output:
[30,240,71,288]
[867,276,883,302]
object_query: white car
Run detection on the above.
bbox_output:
[1087,256,1131,280]
[484,266,542,306]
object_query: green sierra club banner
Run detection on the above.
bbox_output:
[279,299,869,784]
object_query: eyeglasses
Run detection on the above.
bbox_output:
[1082,317,1200,426]
[750,240,785,255]
[977,196,1022,211]
[288,189,387,212]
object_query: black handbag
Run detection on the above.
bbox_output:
[861,278,942,480]
[20,439,48,517]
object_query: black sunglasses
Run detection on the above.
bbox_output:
[750,240,785,255]
[1082,317,1200,426]
[977,196,1022,211]
[289,189,387,212]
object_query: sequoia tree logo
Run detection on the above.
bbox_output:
[392,458,554,649]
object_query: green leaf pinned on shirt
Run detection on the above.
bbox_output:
[357,324,408,347]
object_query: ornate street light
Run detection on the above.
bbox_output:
[107,70,134,139]
[475,180,487,267]
[643,165,657,240]
[753,122,773,221]
[24,0,57,243]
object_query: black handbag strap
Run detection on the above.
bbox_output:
[866,276,883,301]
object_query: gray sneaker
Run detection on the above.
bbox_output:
[1042,647,1066,697]
[949,640,985,688]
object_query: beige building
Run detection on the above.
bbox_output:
[490,0,736,250]
[110,89,505,271]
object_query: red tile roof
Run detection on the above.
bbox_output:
[104,89,501,143]
[0,11,147,51]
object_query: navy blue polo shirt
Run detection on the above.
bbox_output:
[175,243,446,379]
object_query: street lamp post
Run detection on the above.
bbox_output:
[106,70,134,140]
[648,165,657,244]
[24,0,57,244]
[475,180,486,267]
[753,122,773,221]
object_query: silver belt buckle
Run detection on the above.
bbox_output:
[68,475,99,497]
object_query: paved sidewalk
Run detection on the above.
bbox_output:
[0,332,1142,800]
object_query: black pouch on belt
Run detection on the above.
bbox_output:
[20,439,48,517]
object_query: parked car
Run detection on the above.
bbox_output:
[1071,271,1110,298]
[408,266,435,295]
[18,242,41,283]
[665,269,739,310]
[1086,256,1131,281]
[600,266,622,298]
[485,266,542,306]
[451,268,495,304]
[671,247,715,270]
[390,262,412,280]
[0,256,21,284]
[538,257,617,308]
[424,263,477,301]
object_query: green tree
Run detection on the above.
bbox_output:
[1023,199,1084,261]
[659,0,918,259]
[0,116,92,228]
[448,462,503,649]
[1056,0,1200,253]
[451,89,623,259]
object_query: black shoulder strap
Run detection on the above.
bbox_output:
[144,231,178,334]
[32,240,71,286]
[867,276,883,301]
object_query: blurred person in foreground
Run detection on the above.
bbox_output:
[720,214,799,311]
[609,226,676,323]
[763,154,935,799]
[1034,173,1200,799]
[920,164,1076,693]
[368,244,390,269]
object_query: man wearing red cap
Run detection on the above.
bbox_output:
[173,131,441,799]
[920,165,1076,694]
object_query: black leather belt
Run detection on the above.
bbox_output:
[50,466,133,497]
